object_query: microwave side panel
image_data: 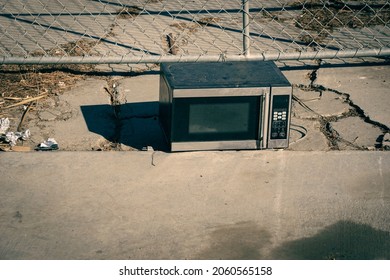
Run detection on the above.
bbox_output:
[159,74,173,145]
[267,86,293,149]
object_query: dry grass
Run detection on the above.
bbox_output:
[295,1,390,31]
[0,65,86,129]
[0,38,101,112]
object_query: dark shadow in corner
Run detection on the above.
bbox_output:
[80,101,169,151]
[80,104,115,141]
[195,221,272,260]
[271,220,390,260]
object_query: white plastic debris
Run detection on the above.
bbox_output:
[0,118,10,134]
[142,146,154,151]
[4,129,31,146]
[36,138,59,151]
[20,129,31,141]
[0,118,31,147]
[5,132,19,146]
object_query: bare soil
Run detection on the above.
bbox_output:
[294,0,390,31]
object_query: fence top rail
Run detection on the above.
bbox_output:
[1,48,390,65]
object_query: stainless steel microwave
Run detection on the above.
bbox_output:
[159,61,292,152]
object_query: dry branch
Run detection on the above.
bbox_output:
[2,94,47,109]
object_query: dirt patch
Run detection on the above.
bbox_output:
[31,39,100,58]
[197,17,221,26]
[292,0,390,44]
[116,6,144,19]
[1,67,84,110]
[0,65,86,151]
[170,17,221,33]
[170,22,200,33]
[0,37,103,131]
[253,10,292,23]
[296,5,390,31]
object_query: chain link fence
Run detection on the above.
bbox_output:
[0,0,389,65]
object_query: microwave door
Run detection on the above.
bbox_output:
[171,96,261,151]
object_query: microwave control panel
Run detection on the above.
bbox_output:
[269,94,291,147]
[269,94,290,140]
[271,109,288,139]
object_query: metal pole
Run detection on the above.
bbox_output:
[242,0,250,57]
[2,48,390,65]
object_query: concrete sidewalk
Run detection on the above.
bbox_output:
[0,150,389,259]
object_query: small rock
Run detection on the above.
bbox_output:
[38,111,57,121]
[142,146,154,151]
[383,133,390,150]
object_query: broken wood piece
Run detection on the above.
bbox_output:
[0,144,11,152]
[3,96,23,100]
[11,146,32,152]
[17,101,33,132]
[3,94,47,109]
[167,33,180,55]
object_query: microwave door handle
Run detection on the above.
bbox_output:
[257,96,263,149]
[261,91,270,149]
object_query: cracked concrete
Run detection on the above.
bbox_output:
[108,75,165,151]
[284,61,390,151]
[288,118,329,151]
[6,61,389,152]
[26,75,165,151]
[331,117,383,150]
[292,86,350,119]
[316,65,390,128]
[28,78,115,151]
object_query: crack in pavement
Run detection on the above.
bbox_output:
[103,78,160,152]
[104,78,122,150]
[294,64,389,150]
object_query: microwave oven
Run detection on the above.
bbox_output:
[159,61,292,152]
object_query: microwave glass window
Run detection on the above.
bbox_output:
[172,96,261,142]
[189,103,250,134]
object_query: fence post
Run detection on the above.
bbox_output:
[242,0,250,57]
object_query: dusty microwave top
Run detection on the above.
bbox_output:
[160,61,290,89]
